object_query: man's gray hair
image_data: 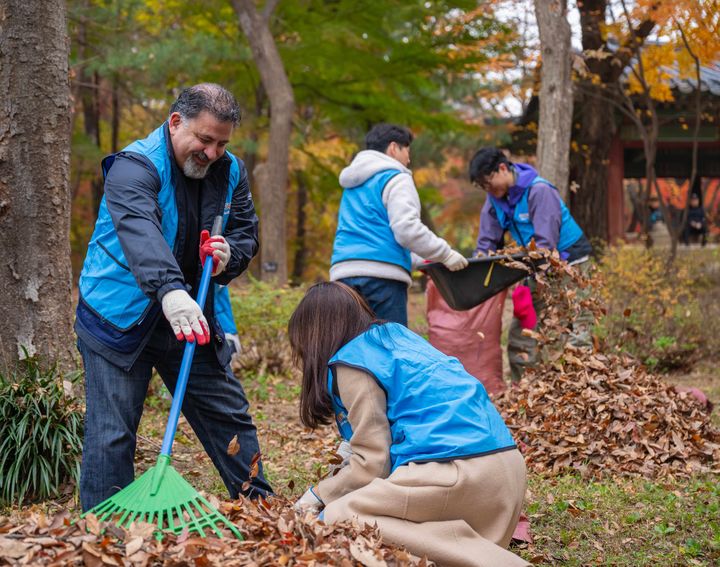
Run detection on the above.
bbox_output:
[169,83,241,126]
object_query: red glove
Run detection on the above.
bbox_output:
[512,285,537,330]
[199,230,230,276]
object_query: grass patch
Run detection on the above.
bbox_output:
[229,278,305,378]
[522,474,720,566]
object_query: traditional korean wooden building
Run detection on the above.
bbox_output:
[513,59,720,242]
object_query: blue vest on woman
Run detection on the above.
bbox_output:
[331,170,412,273]
[491,176,583,251]
[328,323,516,471]
[78,124,238,331]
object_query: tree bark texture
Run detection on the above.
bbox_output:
[0,0,74,370]
[233,0,295,285]
[291,170,307,284]
[569,85,615,240]
[534,0,573,200]
[571,0,657,241]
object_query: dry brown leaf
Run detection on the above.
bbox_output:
[0,537,31,559]
[125,536,144,557]
[127,522,155,540]
[350,538,389,567]
[227,434,240,456]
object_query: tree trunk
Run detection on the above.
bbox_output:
[569,87,615,240]
[571,0,657,241]
[534,0,573,199]
[233,0,295,285]
[79,69,104,214]
[0,0,74,371]
[111,75,120,153]
[291,170,307,285]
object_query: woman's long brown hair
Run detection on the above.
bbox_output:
[288,282,375,429]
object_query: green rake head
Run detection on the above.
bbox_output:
[84,455,242,540]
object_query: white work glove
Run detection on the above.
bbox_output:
[225,332,241,355]
[442,249,469,271]
[294,486,323,513]
[200,231,231,276]
[161,289,210,344]
[337,440,353,468]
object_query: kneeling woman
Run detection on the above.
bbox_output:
[288,282,529,567]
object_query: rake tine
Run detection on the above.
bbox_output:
[91,500,113,516]
[173,504,185,534]
[195,502,224,538]
[182,502,205,537]
[127,510,141,527]
[208,516,224,538]
[116,507,132,526]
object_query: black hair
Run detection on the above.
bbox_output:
[469,147,512,183]
[365,123,414,153]
[169,83,241,126]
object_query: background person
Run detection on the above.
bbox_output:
[330,123,468,326]
[683,192,708,246]
[214,284,242,362]
[469,147,593,382]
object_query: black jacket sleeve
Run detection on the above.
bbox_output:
[104,152,186,301]
[214,165,259,285]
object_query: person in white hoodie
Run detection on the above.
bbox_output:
[330,123,468,325]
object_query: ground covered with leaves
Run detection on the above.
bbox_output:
[492,247,719,479]
[496,349,719,479]
[0,503,425,566]
[2,249,719,565]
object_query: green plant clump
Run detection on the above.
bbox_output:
[0,358,84,506]
[596,245,718,371]
[230,278,306,378]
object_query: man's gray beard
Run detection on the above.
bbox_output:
[182,154,210,179]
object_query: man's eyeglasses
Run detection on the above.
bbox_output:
[471,170,497,191]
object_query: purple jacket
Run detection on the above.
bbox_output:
[475,163,563,254]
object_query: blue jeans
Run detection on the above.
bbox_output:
[339,277,408,326]
[78,322,272,511]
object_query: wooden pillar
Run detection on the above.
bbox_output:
[607,136,625,243]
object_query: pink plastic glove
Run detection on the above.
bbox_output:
[512,285,537,330]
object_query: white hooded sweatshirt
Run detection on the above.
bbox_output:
[329,150,452,286]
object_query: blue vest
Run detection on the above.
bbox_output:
[328,323,516,471]
[78,124,238,331]
[331,170,412,273]
[214,285,238,335]
[492,176,583,251]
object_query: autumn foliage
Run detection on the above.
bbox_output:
[492,248,719,479]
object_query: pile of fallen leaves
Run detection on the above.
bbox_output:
[493,246,720,479]
[0,499,425,566]
[495,347,720,478]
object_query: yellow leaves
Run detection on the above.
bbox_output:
[289,137,355,171]
[626,42,676,103]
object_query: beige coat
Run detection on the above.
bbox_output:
[316,365,530,567]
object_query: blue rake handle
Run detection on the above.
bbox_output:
[160,215,223,458]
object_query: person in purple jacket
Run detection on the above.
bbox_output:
[469,147,592,382]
